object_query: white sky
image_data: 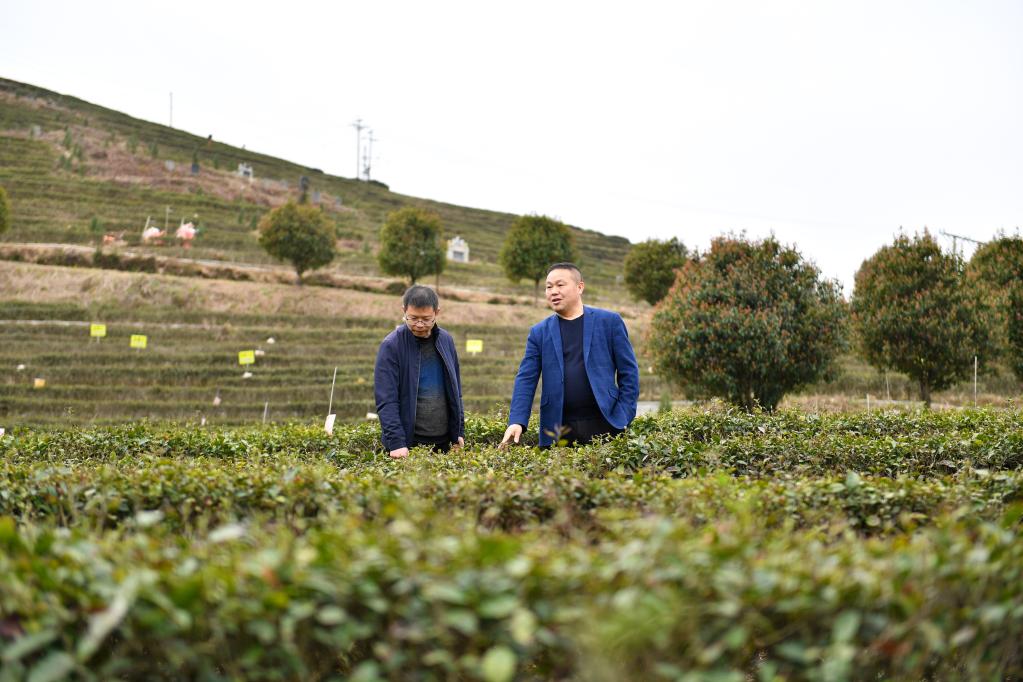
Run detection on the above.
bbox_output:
[4,0,1022,291]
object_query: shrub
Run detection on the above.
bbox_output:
[377,207,445,284]
[623,237,688,305]
[852,232,996,406]
[968,234,1023,380]
[649,235,848,410]
[498,215,575,300]
[257,201,337,284]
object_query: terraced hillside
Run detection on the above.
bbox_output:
[0,77,631,293]
[0,262,667,427]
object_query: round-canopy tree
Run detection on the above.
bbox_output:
[967,234,1023,381]
[649,235,847,411]
[257,201,336,284]
[377,207,445,285]
[499,214,576,300]
[852,231,995,406]
[623,237,688,305]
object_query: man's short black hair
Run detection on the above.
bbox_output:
[546,262,582,281]
[402,284,440,310]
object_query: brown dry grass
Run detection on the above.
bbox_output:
[0,260,561,327]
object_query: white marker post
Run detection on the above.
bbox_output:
[324,366,338,435]
[263,401,269,425]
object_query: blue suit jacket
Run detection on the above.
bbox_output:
[508,306,640,446]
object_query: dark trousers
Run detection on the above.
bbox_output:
[549,413,622,447]
[412,437,451,453]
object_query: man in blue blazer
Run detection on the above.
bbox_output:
[500,262,640,448]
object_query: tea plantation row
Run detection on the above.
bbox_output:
[1,409,1021,681]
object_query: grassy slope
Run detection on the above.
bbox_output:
[0,261,669,426]
[0,76,631,295]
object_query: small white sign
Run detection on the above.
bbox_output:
[324,413,336,435]
[242,371,253,379]
[366,412,379,420]
[266,337,276,345]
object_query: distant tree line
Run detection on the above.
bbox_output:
[248,186,1019,411]
[634,230,1021,410]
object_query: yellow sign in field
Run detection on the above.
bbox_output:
[466,339,483,354]
[130,335,148,349]
[33,378,46,389]
[90,324,107,338]
[238,350,255,366]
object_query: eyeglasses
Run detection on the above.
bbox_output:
[403,315,436,327]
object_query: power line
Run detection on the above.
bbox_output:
[939,230,986,256]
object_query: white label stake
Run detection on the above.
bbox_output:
[325,366,338,434]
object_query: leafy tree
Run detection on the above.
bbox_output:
[623,237,688,305]
[649,235,847,411]
[0,185,10,236]
[498,214,576,300]
[257,201,336,284]
[1009,286,1023,381]
[852,231,995,406]
[967,234,1023,380]
[377,207,445,285]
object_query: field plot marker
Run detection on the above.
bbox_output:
[325,366,338,435]
[263,401,269,425]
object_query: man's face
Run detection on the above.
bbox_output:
[404,305,437,338]
[545,268,584,314]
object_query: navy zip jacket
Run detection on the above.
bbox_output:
[374,324,465,451]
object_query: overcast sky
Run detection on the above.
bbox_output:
[4,0,1022,291]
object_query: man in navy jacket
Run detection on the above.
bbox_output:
[501,263,640,448]
[374,285,465,458]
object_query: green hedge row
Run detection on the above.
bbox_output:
[4,409,1022,476]
[2,454,1021,536]
[2,508,1021,681]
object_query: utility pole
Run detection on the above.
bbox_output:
[169,92,173,128]
[351,119,365,180]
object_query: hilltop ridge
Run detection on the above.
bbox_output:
[0,76,631,295]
